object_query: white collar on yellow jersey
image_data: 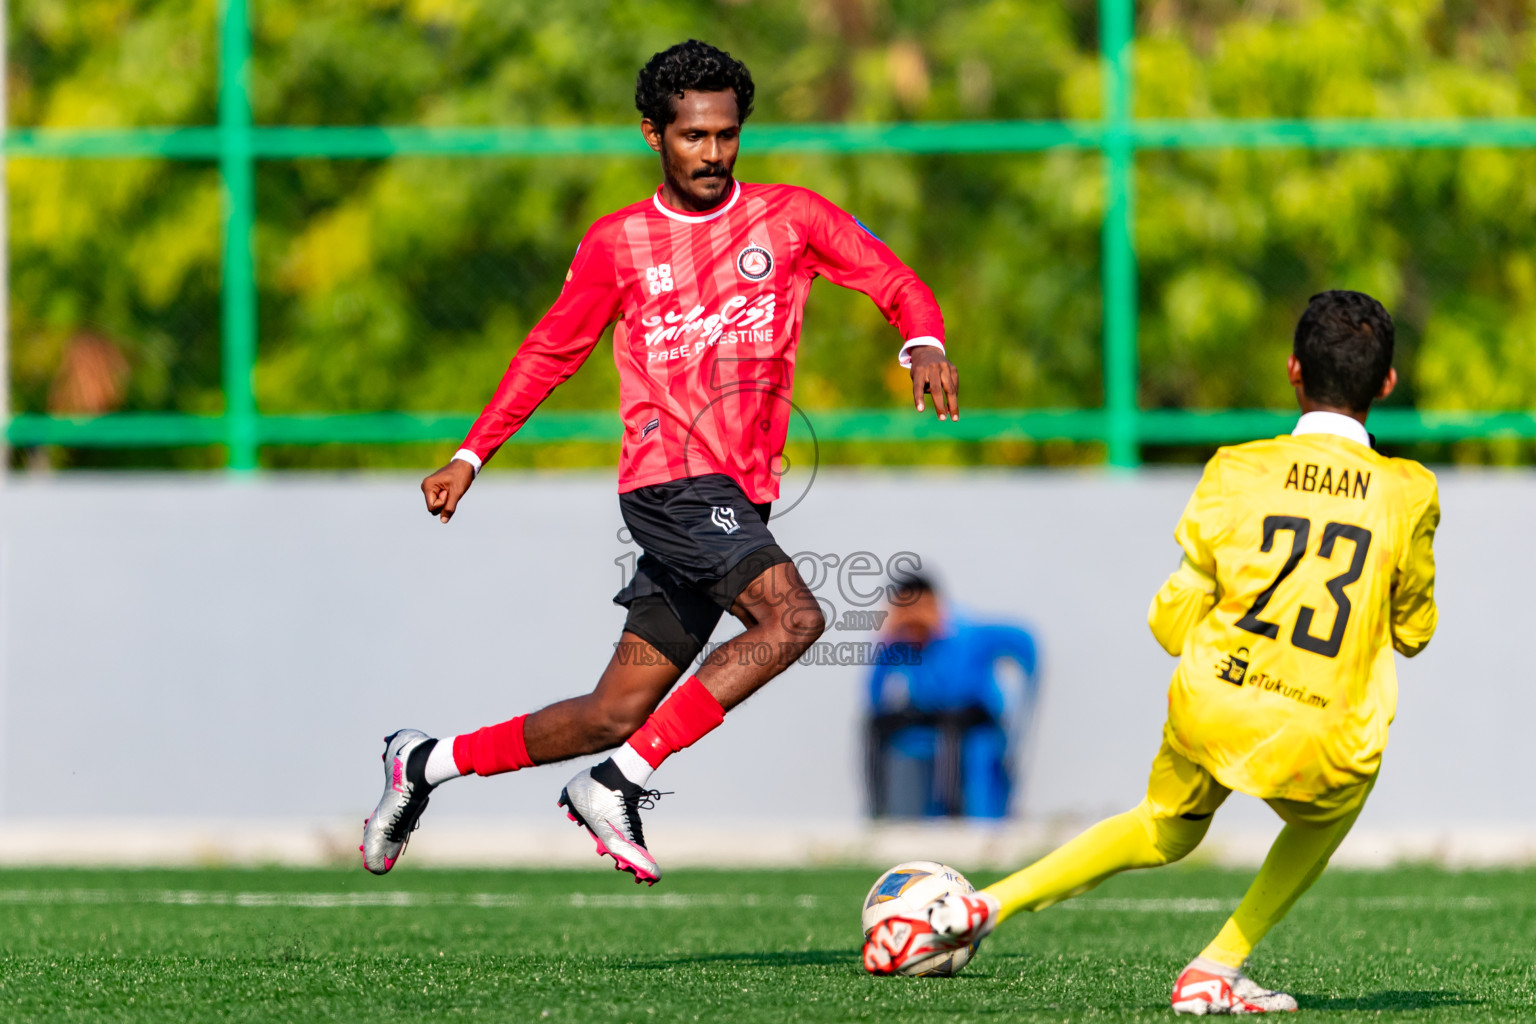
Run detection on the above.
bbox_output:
[1292,410,1372,449]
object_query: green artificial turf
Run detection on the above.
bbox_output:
[0,864,1531,1022]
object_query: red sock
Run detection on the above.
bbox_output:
[453,714,535,777]
[625,676,726,770]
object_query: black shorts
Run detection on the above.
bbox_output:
[614,474,792,670]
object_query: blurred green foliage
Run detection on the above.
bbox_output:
[9,0,1536,469]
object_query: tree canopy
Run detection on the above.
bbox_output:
[10,0,1536,468]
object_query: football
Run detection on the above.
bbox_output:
[861,860,981,976]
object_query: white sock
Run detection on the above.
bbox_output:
[610,743,655,788]
[424,736,463,787]
[1189,956,1241,979]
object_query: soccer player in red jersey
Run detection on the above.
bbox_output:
[362,40,958,883]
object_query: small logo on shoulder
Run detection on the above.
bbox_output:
[1215,647,1250,686]
[639,417,660,439]
[711,506,741,534]
[736,244,773,281]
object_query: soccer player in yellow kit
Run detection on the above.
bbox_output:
[863,290,1440,1015]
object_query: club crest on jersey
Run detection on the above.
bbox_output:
[736,244,774,281]
[711,506,741,534]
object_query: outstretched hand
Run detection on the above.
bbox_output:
[909,346,959,421]
[422,459,476,523]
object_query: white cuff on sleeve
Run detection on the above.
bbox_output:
[898,336,945,368]
[452,449,483,476]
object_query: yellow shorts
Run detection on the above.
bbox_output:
[1143,734,1375,829]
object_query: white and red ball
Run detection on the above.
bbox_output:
[861,860,980,976]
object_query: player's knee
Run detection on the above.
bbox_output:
[1148,812,1211,865]
[803,587,830,637]
[776,595,825,652]
[801,601,827,643]
[1120,801,1208,866]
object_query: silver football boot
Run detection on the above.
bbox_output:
[361,729,436,875]
[557,759,666,885]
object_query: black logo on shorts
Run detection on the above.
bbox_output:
[1215,647,1250,686]
[736,245,773,281]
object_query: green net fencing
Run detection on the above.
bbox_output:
[8,0,1536,470]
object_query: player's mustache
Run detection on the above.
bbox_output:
[692,165,729,179]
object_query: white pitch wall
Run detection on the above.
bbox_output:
[1,468,1532,857]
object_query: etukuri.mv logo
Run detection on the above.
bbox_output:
[1215,647,1250,685]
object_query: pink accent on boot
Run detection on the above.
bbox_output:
[561,803,659,886]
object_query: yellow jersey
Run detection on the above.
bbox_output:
[1147,419,1439,801]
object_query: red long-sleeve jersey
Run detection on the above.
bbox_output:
[456,180,946,503]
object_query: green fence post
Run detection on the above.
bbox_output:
[219,0,258,471]
[1100,0,1139,468]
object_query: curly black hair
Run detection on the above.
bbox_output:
[1293,290,1395,412]
[635,40,754,128]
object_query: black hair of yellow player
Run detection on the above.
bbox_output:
[1289,290,1398,417]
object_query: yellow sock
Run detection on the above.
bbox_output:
[984,801,1210,923]
[1199,806,1361,967]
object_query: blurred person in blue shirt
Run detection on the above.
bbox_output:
[865,574,1040,819]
